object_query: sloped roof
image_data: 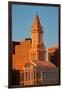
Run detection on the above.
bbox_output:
[32,15,43,33]
[36,61,56,68]
[24,60,36,67]
[24,60,56,69]
[36,61,57,72]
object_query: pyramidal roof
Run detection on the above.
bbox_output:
[32,14,43,33]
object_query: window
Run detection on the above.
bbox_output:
[40,72,43,82]
[38,33,43,43]
[43,72,49,79]
[25,70,30,80]
[43,72,52,79]
[37,73,41,79]
[38,34,41,43]
[25,63,30,68]
[39,53,44,61]
[24,63,30,80]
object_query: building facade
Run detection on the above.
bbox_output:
[12,15,59,86]
[48,46,59,67]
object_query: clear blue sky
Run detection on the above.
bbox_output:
[12,4,59,49]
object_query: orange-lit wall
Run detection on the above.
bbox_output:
[12,40,32,70]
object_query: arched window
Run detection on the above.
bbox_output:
[25,63,30,68]
[25,63,30,80]
[25,69,30,80]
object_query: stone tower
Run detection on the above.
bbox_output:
[30,14,46,62]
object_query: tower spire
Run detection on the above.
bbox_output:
[31,15,46,62]
[32,14,43,33]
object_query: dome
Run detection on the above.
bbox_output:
[36,61,56,68]
[36,61,57,72]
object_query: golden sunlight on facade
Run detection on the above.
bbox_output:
[12,15,59,86]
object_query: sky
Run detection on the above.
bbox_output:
[12,4,59,49]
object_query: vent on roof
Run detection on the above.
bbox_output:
[25,38,32,40]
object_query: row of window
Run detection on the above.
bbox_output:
[31,53,44,61]
[25,72,57,81]
[21,69,57,82]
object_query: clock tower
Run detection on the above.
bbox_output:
[31,14,46,62]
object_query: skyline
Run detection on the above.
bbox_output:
[12,4,59,49]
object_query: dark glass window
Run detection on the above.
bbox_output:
[25,70,30,80]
